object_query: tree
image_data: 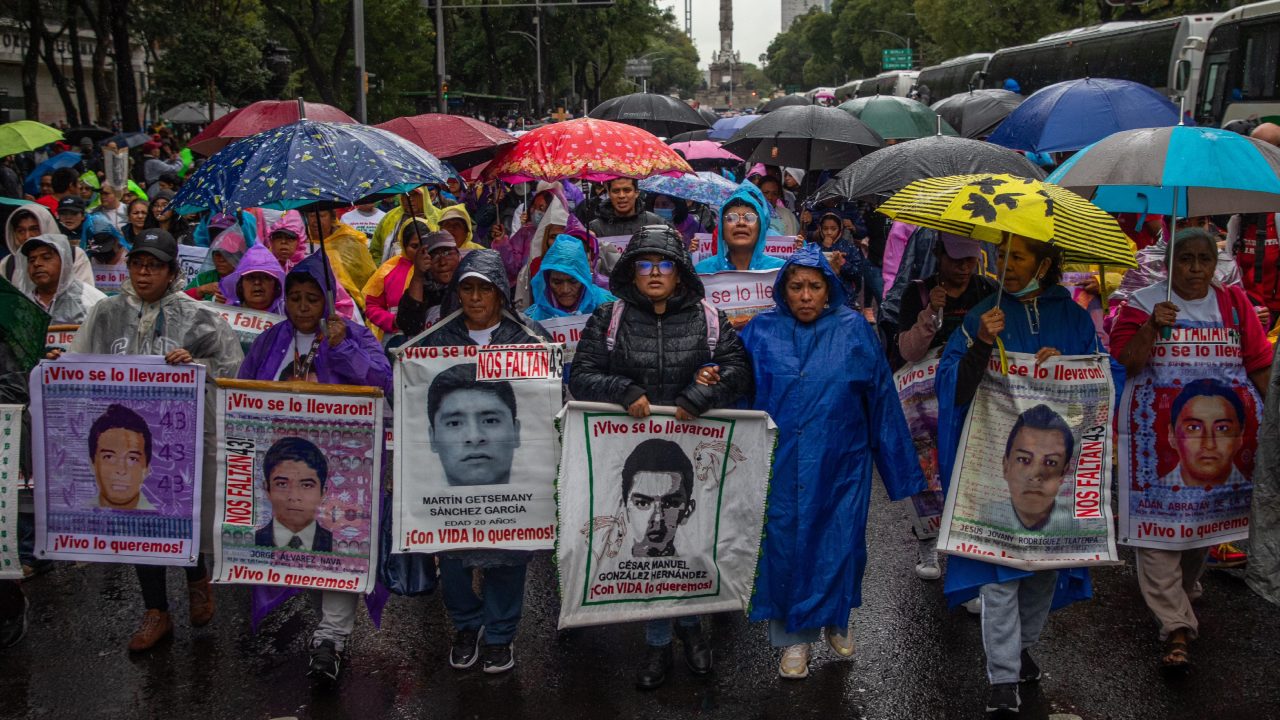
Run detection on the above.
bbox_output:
[643,12,701,98]
[109,0,141,130]
[263,0,353,107]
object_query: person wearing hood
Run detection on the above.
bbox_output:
[780,168,804,211]
[265,211,308,273]
[438,204,485,253]
[20,233,106,324]
[2,202,94,288]
[369,187,440,263]
[495,181,565,284]
[218,243,285,314]
[64,227,243,653]
[524,234,616,322]
[936,234,1105,716]
[185,223,249,302]
[740,245,923,680]
[81,213,130,268]
[302,208,375,327]
[394,231,461,339]
[695,182,788,275]
[570,225,752,690]
[236,252,391,683]
[588,178,668,241]
[807,211,880,315]
[401,248,552,676]
[363,219,427,336]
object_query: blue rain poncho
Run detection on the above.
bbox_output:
[695,182,787,274]
[524,234,616,322]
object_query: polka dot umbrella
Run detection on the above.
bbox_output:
[485,118,692,183]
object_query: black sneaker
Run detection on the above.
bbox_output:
[481,642,515,674]
[1019,649,1042,683]
[635,643,673,691]
[307,639,343,684]
[986,682,1021,714]
[0,588,28,649]
[449,627,482,670]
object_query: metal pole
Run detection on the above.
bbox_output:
[436,0,447,114]
[534,0,544,117]
[354,0,366,123]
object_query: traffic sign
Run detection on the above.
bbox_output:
[882,47,913,70]
[624,59,652,78]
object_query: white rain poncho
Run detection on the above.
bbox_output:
[21,233,106,324]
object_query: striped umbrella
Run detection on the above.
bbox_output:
[877,173,1135,268]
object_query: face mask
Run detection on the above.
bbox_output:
[530,210,545,226]
[1010,277,1041,298]
[654,207,674,221]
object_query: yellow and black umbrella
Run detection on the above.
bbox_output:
[877,173,1136,268]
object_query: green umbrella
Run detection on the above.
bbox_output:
[0,120,64,157]
[0,276,51,374]
[836,96,957,141]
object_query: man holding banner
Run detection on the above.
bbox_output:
[1111,227,1271,671]
[571,225,751,690]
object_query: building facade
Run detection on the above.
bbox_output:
[781,0,830,30]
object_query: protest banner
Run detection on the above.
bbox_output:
[177,245,210,281]
[690,233,714,265]
[702,269,779,322]
[937,352,1118,570]
[30,354,205,566]
[211,303,284,354]
[45,324,78,352]
[556,401,775,629]
[392,343,563,553]
[895,351,943,539]
[213,379,383,593]
[597,235,631,253]
[92,262,127,295]
[761,236,798,260]
[538,314,589,360]
[0,405,21,579]
[1118,327,1262,550]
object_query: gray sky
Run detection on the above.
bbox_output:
[659,0,780,69]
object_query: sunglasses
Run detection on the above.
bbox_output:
[635,260,676,276]
[724,212,758,225]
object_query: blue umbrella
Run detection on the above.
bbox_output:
[708,115,760,142]
[988,78,1189,154]
[23,151,81,196]
[172,119,450,214]
[639,171,738,207]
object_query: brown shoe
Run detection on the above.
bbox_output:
[188,576,215,627]
[128,610,173,652]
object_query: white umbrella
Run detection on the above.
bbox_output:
[160,101,237,124]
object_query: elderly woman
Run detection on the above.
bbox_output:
[740,244,923,679]
[1111,227,1271,670]
[937,234,1104,716]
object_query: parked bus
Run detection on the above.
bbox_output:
[854,71,919,98]
[981,15,1218,107]
[1196,0,1280,127]
[915,53,993,102]
[833,79,862,102]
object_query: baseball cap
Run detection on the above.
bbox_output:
[424,231,457,254]
[456,270,493,286]
[940,233,982,260]
[129,228,178,263]
[57,196,86,215]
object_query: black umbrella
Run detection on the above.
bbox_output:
[758,94,811,114]
[63,125,112,145]
[930,89,1024,139]
[721,105,883,171]
[589,93,710,138]
[666,129,711,144]
[696,106,719,125]
[811,135,1046,203]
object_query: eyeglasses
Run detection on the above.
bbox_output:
[429,247,460,257]
[127,257,167,273]
[635,260,676,276]
[724,212,758,225]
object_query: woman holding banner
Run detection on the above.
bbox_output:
[237,253,391,684]
[571,224,752,690]
[937,234,1104,715]
[740,244,923,679]
[1111,227,1271,670]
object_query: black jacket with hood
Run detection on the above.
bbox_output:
[404,248,552,348]
[570,225,752,416]
[587,199,670,240]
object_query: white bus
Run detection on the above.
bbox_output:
[981,15,1218,107]
[915,53,993,102]
[1196,1,1280,127]
[833,79,863,102]
[854,71,919,98]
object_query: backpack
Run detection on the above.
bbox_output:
[604,299,720,354]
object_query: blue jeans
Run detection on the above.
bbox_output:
[645,615,702,647]
[438,558,527,645]
[767,620,821,648]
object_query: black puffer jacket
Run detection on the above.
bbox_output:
[588,201,670,240]
[570,226,752,416]
[407,248,552,347]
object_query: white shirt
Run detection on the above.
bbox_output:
[272,519,317,549]
[341,207,385,242]
[468,322,500,347]
[275,330,319,380]
[1130,284,1221,328]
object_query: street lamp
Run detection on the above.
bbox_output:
[506,29,542,117]
[870,29,912,69]
[635,51,664,93]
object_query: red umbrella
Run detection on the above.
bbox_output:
[486,118,692,183]
[374,114,515,170]
[186,100,356,156]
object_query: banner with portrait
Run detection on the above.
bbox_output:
[1118,328,1261,550]
[702,269,779,323]
[556,401,776,629]
[213,380,383,593]
[937,352,1118,570]
[211,304,284,355]
[392,344,563,553]
[0,405,21,579]
[45,325,79,352]
[92,263,127,296]
[31,355,205,566]
[895,350,943,539]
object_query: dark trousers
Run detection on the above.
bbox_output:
[438,558,527,645]
[135,559,207,612]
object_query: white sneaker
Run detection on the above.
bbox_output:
[825,615,855,659]
[778,643,810,679]
[962,597,982,616]
[915,538,941,580]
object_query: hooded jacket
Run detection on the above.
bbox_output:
[570,226,752,417]
[2,202,95,288]
[587,193,669,241]
[219,244,285,315]
[499,182,566,283]
[437,204,485,252]
[21,233,107,325]
[411,249,552,347]
[741,245,923,631]
[369,187,441,262]
[695,182,787,274]
[524,235,617,322]
[238,254,391,395]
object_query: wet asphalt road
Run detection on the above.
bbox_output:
[2,482,1278,720]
